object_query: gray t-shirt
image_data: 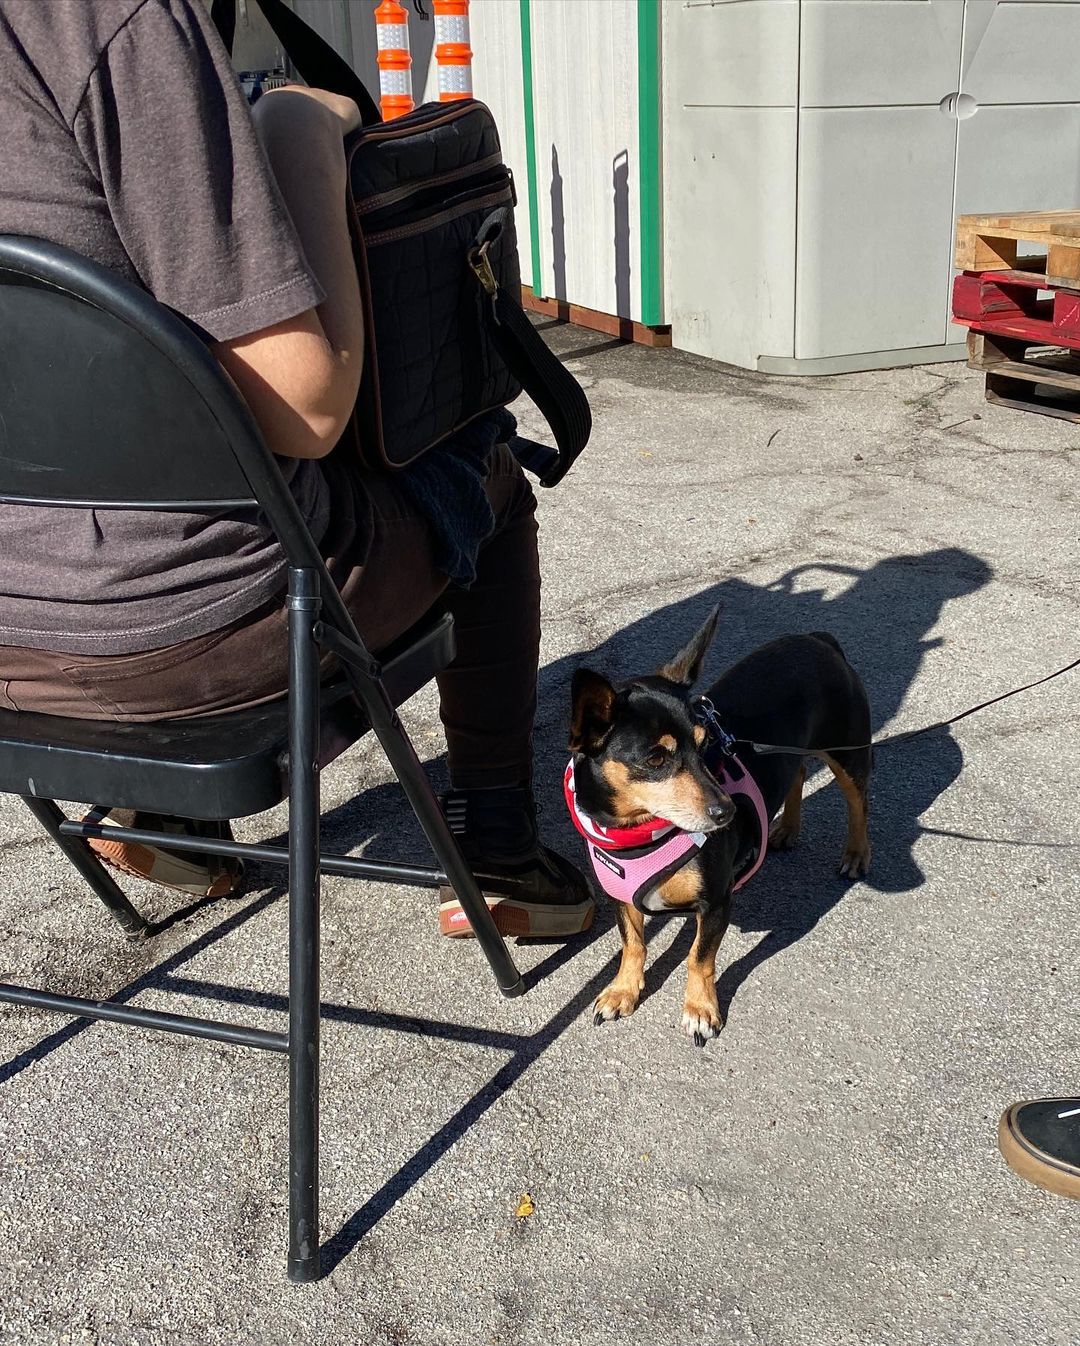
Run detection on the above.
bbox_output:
[0,0,331,654]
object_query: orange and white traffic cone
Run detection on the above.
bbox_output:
[375,0,414,120]
[434,0,472,102]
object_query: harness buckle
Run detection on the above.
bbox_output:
[694,695,737,757]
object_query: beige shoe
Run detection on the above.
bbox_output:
[84,807,244,898]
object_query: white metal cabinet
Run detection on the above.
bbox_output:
[669,0,1080,373]
[792,0,964,362]
[663,0,799,370]
[794,105,957,360]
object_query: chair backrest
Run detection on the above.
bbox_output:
[0,235,323,571]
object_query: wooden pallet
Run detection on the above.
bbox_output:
[967,329,1080,423]
[955,210,1080,289]
[952,268,1080,345]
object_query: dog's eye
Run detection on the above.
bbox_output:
[645,749,670,770]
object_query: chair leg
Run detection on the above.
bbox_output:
[364,695,525,999]
[21,796,149,938]
[287,570,321,1283]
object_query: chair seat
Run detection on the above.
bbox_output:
[0,611,454,821]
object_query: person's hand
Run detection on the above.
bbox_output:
[259,84,361,136]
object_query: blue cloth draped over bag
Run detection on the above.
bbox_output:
[397,407,517,588]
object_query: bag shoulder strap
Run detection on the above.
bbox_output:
[470,214,591,488]
[211,0,382,127]
[491,292,591,488]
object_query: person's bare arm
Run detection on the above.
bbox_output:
[214,88,364,460]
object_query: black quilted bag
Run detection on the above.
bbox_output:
[212,0,590,485]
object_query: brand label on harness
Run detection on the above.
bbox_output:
[592,847,625,878]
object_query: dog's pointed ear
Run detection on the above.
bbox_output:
[569,668,617,754]
[657,606,720,687]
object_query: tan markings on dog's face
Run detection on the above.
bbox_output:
[693,725,706,747]
[600,760,652,823]
[636,772,714,830]
[602,760,716,830]
[658,863,702,908]
[658,733,677,752]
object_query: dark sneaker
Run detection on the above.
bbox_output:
[439,846,595,938]
[84,807,244,899]
[998,1097,1080,1200]
[437,784,595,938]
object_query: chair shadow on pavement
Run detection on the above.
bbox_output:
[0,545,991,1277]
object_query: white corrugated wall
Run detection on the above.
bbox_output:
[221,0,658,324]
[527,0,642,320]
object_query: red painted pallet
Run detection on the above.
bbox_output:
[952,268,1080,347]
[953,210,1080,421]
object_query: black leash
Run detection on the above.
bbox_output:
[744,653,1080,757]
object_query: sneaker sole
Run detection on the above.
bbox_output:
[438,890,594,939]
[998,1103,1080,1201]
[86,828,241,899]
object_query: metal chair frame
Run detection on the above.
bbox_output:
[0,236,524,1283]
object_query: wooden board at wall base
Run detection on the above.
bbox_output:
[520,287,672,348]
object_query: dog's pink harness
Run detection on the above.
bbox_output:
[564,707,770,909]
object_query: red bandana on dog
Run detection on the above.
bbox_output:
[562,760,680,851]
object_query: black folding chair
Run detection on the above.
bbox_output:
[0,236,526,1282]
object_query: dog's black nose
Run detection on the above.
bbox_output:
[707,800,735,825]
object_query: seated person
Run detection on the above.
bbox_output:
[0,0,592,939]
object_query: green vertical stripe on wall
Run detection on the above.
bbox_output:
[518,0,544,299]
[637,0,662,326]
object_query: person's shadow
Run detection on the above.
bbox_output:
[319,545,993,1018]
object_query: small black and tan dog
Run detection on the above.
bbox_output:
[569,609,872,1044]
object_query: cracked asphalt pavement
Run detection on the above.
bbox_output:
[0,326,1077,1344]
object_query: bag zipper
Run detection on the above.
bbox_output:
[355,151,505,215]
[361,166,511,234]
[365,185,513,247]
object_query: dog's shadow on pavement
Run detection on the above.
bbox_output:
[347,544,991,887]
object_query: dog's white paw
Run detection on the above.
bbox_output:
[593,979,643,1025]
[681,1001,722,1047]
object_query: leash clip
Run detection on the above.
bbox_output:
[694,695,737,757]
